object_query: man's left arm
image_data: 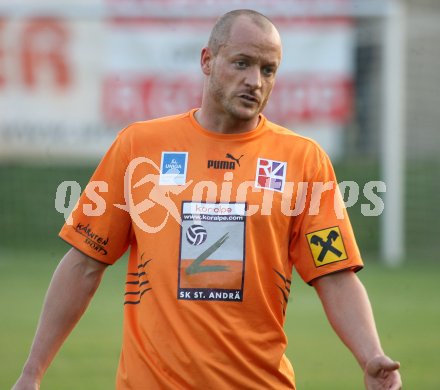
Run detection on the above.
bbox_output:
[312,270,402,390]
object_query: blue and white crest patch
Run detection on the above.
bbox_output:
[159,152,189,185]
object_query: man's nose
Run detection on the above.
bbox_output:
[245,66,262,89]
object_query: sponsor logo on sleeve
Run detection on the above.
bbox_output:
[74,223,109,255]
[306,226,348,267]
[255,158,287,192]
[159,152,188,185]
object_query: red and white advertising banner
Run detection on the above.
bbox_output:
[0,1,354,160]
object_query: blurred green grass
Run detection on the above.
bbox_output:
[1,249,438,389]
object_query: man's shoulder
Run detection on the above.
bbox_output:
[263,119,334,177]
[121,111,190,136]
[264,118,325,153]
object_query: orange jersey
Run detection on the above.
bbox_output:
[59,109,363,389]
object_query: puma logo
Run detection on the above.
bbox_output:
[225,153,244,167]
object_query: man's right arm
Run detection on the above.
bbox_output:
[12,247,108,390]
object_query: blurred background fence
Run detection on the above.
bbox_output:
[0,0,439,262]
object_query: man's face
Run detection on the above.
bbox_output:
[206,18,282,122]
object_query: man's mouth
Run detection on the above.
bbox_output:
[239,94,259,104]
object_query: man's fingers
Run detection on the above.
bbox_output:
[366,355,401,376]
[386,360,401,371]
[381,357,400,371]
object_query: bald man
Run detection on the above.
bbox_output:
[13,10,401,390]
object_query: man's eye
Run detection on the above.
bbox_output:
[235,61,247,68]
[263,67,275,76]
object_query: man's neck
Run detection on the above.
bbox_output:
[194,108,260,135]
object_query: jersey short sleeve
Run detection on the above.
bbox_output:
[59,130,132,264]
[289,150,363,284]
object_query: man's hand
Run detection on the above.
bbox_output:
[364,355,401,390]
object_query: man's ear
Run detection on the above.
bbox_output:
[200,47,213,75]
